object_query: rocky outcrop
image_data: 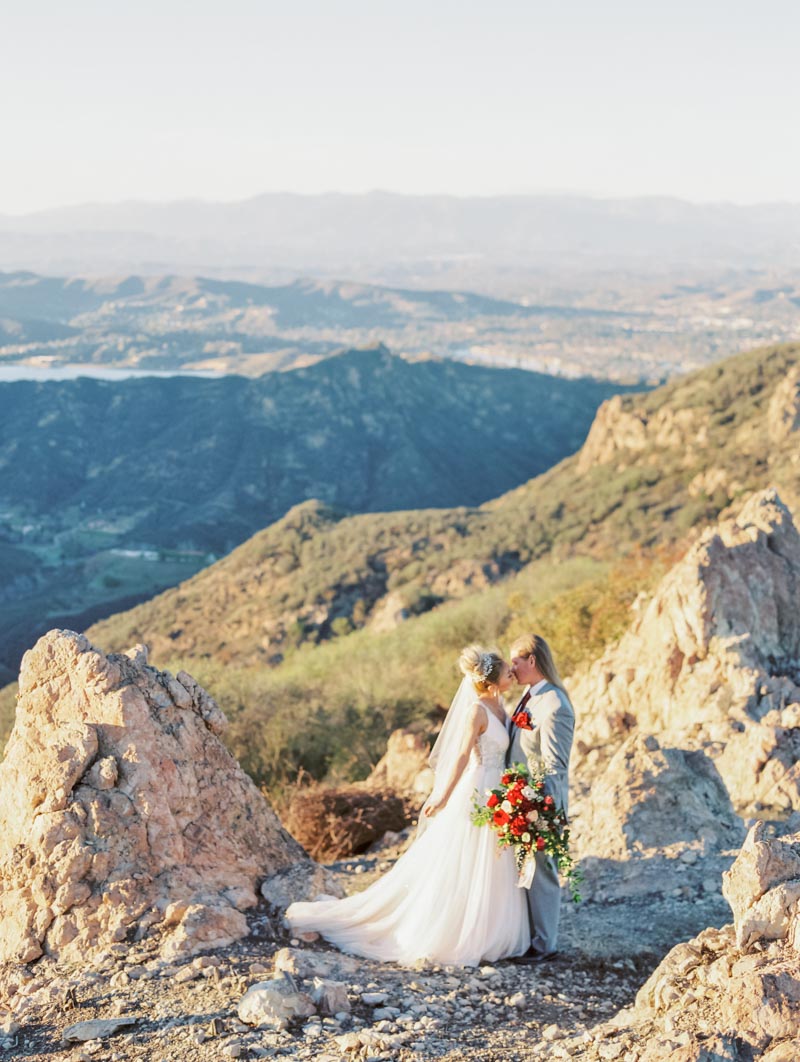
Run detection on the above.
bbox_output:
[576,394,709,474]
[768,366,800,445]
[570,823,800,1061]
[0,630,312,966]
[571,489,800,816]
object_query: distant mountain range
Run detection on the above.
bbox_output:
[2,193,800,286]
[2,266,798,383]
[0,347,626,682]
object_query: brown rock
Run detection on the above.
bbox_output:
[768,366,800,445]
[576,394,708,475]
[0,630,311,965]
[722,822,800,948]
[272,946,359,980]
[609,822,800,1056]
[365,729,434,798]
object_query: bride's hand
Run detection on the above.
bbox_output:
[423,797,446,818]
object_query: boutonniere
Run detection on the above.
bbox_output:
[511,706,533,730]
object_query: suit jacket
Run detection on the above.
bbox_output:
[507,682,575,816]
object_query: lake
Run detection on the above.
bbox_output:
[0,365,225,382]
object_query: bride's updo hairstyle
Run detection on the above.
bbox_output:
[459,644,504,694]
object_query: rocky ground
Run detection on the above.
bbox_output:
[0,832,739,1062]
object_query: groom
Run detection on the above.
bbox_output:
[507,633,575,963]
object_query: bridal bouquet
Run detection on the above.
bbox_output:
[471,763,582,902]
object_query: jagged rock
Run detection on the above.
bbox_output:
[260,863,344,910]
[571,489,800,815]
[310,977,350,1015]
[722,822,800,948]
[368,592,409,633]
[769,366,800,444]
[576,393,708,475]
[237,973,316,1030]
[0,630,311,965]
[639,1034,748,1061]
[365,729,434,798]
[62,1017,138,1042]
[606,824,800,1057]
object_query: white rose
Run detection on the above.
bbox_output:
[526,810,538,823]
[522,832,531,843]
[522,786,536,800]
[501,800,513,814]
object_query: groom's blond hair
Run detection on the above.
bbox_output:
[510,633,572,704]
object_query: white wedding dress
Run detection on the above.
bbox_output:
[286,707,529,966]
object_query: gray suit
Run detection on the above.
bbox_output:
[507,682,575,955]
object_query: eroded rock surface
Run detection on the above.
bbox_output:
[571,489,800,816]
[0,629,311,966]
[567,823,800,1061]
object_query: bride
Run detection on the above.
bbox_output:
[285,646,529,966]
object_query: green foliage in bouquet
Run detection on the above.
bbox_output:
[472,762,583,903]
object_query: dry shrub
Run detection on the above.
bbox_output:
[284,784,417,863]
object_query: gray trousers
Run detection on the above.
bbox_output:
[526,850,561,955]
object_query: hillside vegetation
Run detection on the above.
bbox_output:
[89,342,798,669]
[4,343,797,787]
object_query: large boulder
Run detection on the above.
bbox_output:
[577,734,743,862]
[571,489,800,814]
[0,630,312,965]
[571,734,744,903]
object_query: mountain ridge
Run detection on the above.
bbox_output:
[3,193,800,283]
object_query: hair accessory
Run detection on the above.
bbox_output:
[479,652,495,678]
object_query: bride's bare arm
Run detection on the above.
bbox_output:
[422,704,485,818]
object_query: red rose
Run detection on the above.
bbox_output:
[536,836,546,850]
[544,796,555,807]
[511,709,533,731]
[510,819,526,837]
[508,789,523,806]
[487,793,500,808]
[501,773,512,785]
[493,809,510,826]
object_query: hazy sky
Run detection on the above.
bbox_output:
[2,0,798,213]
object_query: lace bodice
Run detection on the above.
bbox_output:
[470,707,509,771]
